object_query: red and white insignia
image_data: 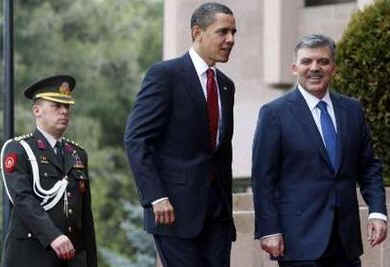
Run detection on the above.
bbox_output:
[64,143,73,153]
[37,139,46,149]
[4,153,17,173]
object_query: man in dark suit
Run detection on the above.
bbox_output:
[252,34,387,267]
[1,75,97,267]
[124,2,237,267]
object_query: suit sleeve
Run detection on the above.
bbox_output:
[124,63,171,207]
[355,104,387,215]
[81,151,98,267]
[2,141,62,248]
[251,105,282,239]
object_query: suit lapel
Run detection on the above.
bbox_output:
[181,53,209,128]
[330,92,346,173]
[287,89,332,169]
[216,70,233,145]
[63,141,75,174]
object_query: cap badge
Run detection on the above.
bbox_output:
[59,82,71,96]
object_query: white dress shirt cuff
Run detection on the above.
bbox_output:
[260,233,283,240]
[368,212,387,222]
[152,197,168,205]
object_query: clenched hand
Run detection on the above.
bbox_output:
[50,234,75,261]
[152,199,175,224]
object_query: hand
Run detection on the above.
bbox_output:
[152,199,175,224]
[259,235,285,258]
[367,219,387,247]
[50,235,76,261]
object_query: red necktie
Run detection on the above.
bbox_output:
[206,68,219,151]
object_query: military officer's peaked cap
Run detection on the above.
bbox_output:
[24,74,76,104]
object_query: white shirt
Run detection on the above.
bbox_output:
[189,47,222,140]
[37,126,62,154]
[298,83,337,146]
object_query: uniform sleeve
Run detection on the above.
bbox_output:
[79,151,98,267]
[2,140,62,248]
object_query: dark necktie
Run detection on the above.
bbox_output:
[206,68,219,151]
[317,101,337,170]
[55,141,64,167]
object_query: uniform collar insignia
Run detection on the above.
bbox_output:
[64,143,73,153]
[37,139,46,150]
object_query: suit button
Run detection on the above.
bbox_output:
[44,172,48,177]
[27,233,32,238]
[67,192,72,198]
[68,226,72,232]
[69,209,73,215]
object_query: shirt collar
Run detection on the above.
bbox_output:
[297,83,332,111]
[189,47,216,77]
[37,126,62,149]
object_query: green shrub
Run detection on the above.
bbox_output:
[333,0,390,185]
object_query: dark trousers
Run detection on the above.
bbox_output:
[154,182,233,267]
[279,216,361,267]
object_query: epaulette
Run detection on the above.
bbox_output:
[13,133,33,142]
[63,137,85,150]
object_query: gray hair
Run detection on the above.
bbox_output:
[294,34,336,61]
[190,2,233,30]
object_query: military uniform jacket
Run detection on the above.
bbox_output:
[1,129,97,267]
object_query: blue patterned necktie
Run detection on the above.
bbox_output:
[317,101,337,170]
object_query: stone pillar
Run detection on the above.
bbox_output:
[263,0,304,86]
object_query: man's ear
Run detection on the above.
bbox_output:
[191,25,203,42]
[32,104,41,117]
[291,63,298,76]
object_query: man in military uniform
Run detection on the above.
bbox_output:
[0,75,97,267]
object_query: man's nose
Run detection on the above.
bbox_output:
[310,62,320,71]
[226,32,235,44]
[60,105,70,114]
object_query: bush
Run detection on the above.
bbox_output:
[333,0,390,185]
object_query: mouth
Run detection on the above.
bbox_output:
[221,47,232,54]
[58,119,69,125]
[307,73,323,82]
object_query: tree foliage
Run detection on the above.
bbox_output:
[333,0,390,184]
[1,0,163,265]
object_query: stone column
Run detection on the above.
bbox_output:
[263,0,304,86]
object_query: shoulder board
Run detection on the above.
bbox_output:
[14,133,33,142]
[63,137,85,150]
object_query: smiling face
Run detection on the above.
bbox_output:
[292,46,336,99]
[192,13,236,66]
[33,99,71,139]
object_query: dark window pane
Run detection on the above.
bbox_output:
[305,0,355,7]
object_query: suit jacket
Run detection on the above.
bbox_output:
[124,52,236,239]
[252,88,386,261]
[1,129,97,267]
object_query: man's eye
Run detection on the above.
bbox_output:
[319,59,330,65]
